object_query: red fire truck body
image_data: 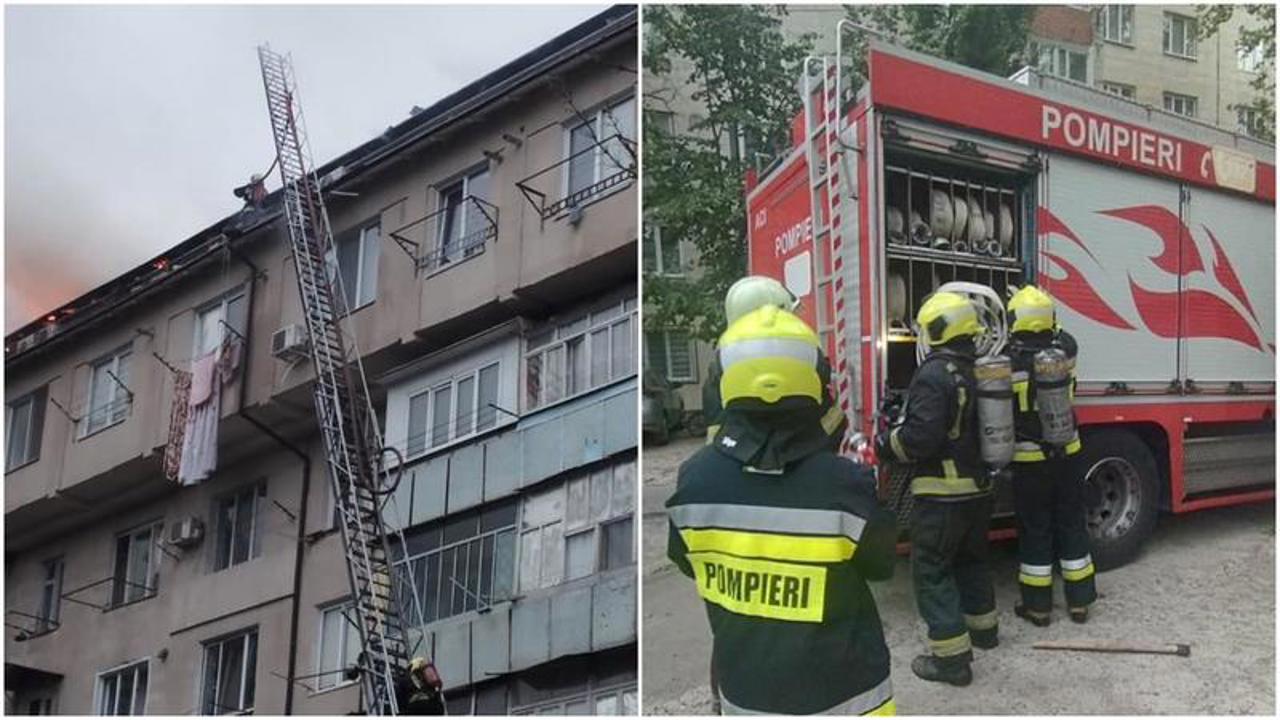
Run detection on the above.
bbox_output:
[745,41,1275,566]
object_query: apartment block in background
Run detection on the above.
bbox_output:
[4,6,637,715]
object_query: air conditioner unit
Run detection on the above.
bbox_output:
[272,324,310,362]
[168,516,204,548]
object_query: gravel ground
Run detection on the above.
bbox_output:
[642,436,1276,715]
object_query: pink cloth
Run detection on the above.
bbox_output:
[190,351,218,406]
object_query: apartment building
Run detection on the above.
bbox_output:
[4,5,638,715]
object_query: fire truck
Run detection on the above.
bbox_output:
[745,35,1275,570]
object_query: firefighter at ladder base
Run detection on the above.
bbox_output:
[1006,286,1097,626]
[702,276,848,448]
[877,292,997,687]
[668,305,897,715]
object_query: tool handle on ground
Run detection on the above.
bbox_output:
[1032,640,1191,657]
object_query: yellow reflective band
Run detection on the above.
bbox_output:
[820,405,845,435]
[1013,380,1031,412]
[720,356,822,405]
[1013,437,1082,462]
[687,551,827,623]
[680,528,857,563]
[1062,562,1096,582]
[1018,573,1054,587]
[889,428,911,463]
[948,386,967,440]
[866,698,896,716]
[964,610,998,631]
[911,473,981,496]
[1066,437,1082,455]
[705,424,721,445]
[929,632,972,657]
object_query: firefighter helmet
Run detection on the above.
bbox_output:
[1007,285,1057,334]
[917,291,983,347]
[719,305,821,405]
[724,276,799,325]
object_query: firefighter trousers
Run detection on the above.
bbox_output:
[1012,456,1098,614]
[910,495,997,663]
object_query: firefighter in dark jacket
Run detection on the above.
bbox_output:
[877,291,997,687]
[393,657,445,715]
[1006,285,1097,626]
[702,276,848,449]
[669,304,898,715]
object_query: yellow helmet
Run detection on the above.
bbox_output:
[1007,285,1057,334]
[917,291,982,347]
[724,276,799,325]
[719,305,821,405]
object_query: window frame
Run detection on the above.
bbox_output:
[81,343,134,439]
[562,93,636,208]
[193,286,248,358]
[329,220,381,313]
[1163,13,1198,60]
[95,659,149,716]
[38,556,64,634]
[314,601,360,693]
[212,482,266,573]
[433,164,492,272]
[645,331,697,384]
[643,224,685,277]
[1236,106,1264,138]
[200,627,259,715]
[111,522,162,608]
[523,295,638,412]
[1237,45,1265,74]
[6,386,46,472]
[1163,91,1199,118]
[405,360,502,459]
[1100,81,1137,100]
[1035,42,1088,83]
[1097,5,1134,45]
[511,680,637,716]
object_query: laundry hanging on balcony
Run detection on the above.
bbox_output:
[162,369,192,482]
[177,338,243,486]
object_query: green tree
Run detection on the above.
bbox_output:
[643,5,812,342]
[1197,4,1274,141]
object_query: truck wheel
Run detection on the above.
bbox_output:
[1077,429,1160,571]
[649,420,670,447]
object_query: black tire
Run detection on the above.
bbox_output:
[683,411,707,439]
[648,419,670,447]
[1076,428,1161,571]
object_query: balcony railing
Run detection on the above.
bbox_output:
[60,576,156,612]
[390,196,499,275]
[5,609,59,641]
[517,133,636,221]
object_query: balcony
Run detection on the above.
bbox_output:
[517,134,636,221]
[390,196,499,275]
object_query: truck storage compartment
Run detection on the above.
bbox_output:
[1182,420,1276,496]
[880,142,1032,391]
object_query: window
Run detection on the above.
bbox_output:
[1163,92,1199,118]
[520,458,635,592]
[643,225,684,276]
[38,557,63,633]
[510,650,636,715]
[214,483,264,571]
[1238,45,1265,73]
[524,295,637,411]
[332,221,380,310]
[96,660,148,715]
[201,629,258,715]
[1163,13,1197,59]
[566,95,636,201]
[1100,81,1136,100]
[645,109,675,135]
[84,345,133,436]
[1237,107,1265,138]
[392,500,517,625]
[194,288,247,357]
[435,166,492,269]
[1034,43,1088,83]
[316,603,360,691]
[112,523,161,606]
[645,331,696,384]
[1097,5,1134,44]
[6,387,46,471]
[406,362,500,457]
[27,698,54,715]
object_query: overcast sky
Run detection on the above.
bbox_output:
[4,3,608,333]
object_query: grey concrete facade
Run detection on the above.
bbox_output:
[5,6,637,715]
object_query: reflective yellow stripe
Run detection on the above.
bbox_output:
[705,424,721,445]
[964,610,998,631]
[866,698,896,716]
[1013,379,1031,412]
[911,475,981,496]
[1013,437,1082,462]
[1018,572,1054,587]
[889,428,911,462]
[929,632,972,657]
[680,528,857,563]
[948,386,967,440]
[820,405,845,435]
[1062,562,1095,582]
[687,551,826,623]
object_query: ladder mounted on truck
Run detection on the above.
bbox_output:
[256,46,414,715]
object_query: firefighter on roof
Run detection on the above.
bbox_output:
[702,276,848,449]
[1006,285,1097,626]
[877,291,997,687]
[668,305,897,715]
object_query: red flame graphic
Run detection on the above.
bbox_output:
[1040,251,1135,331]
[1038,206,1099,264]
[1098,205,1204,276]
[1129,279,1264,351]
[1203,226,1257,322]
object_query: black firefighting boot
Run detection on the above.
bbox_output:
[1015,602,1051,627]
[970,626,999,649]
[911,654,973,687]
[1069,606,1090,624]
